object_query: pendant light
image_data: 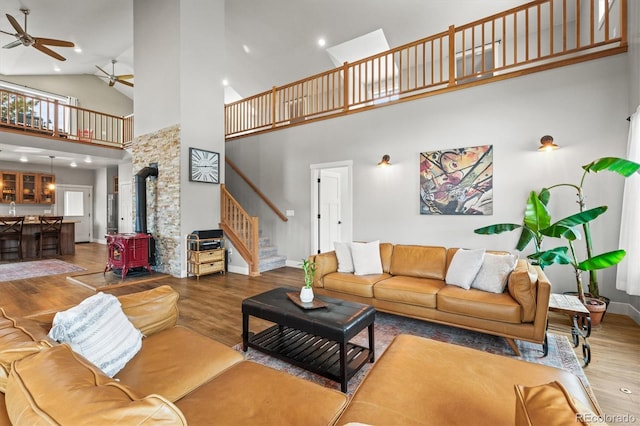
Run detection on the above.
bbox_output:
[48,156,56,190]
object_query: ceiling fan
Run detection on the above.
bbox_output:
[96,59,134,88]
[0,9,75,61]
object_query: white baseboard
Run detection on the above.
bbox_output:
[94,238,107,245]
[228,264,249,275]
[608,301,640,325]
[286,259,303,268]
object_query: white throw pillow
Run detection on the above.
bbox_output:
[351,240,383,276]
[445,248,486,290]
[471,253,518,293]
[334,242,354,273]
[48,292,142,377]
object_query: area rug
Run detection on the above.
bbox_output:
[235,312,589,395]
[67,270,170,291]
[0,259,85,282]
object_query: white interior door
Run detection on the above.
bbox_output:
[319,171,341,253]
[310,161,353,254]
[55,185,93,243]
[119,181,133,233]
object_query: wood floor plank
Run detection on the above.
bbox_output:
[0,243,638,420]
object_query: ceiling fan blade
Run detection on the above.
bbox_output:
[116,74,134,80]
[5,14,25,35]
[34,37,74,48]
[117,80,134,88]
[32,43,66,61]
[95,65,111,76]
[2,39,22,49]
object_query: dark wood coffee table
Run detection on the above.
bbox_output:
[242,287,376,392]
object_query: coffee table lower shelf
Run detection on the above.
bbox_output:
[247,324,372,391]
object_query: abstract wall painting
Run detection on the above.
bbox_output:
[420,145,493,215]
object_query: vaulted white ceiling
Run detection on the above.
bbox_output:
[0,0,531,168]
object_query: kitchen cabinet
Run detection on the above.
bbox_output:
[0,171,56,204]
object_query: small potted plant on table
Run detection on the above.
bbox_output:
[300,258,317,303]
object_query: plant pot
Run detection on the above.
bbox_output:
[300,286,314,303]
[563,291,610,322]
[584,297,607,327]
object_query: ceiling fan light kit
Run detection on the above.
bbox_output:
[0,9,75,61]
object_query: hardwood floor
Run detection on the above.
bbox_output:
[1,243,638,421]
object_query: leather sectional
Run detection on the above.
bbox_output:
[310,244,551,354]
[0,284,600,425]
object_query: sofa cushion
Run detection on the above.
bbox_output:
[118,285,179,336]
[445,248,485,289]
[5,344,186,425]
[175,361,348,426]
[115,325,244,402]
[324,272,390,298]
[437,285,522,324]
[0,308,52,393]
[380,242,394,273]
[508,260,539,322]
[470,253,517,293]
[373,276,445,308]
[0,392,9,426]
[334,242,355,273]
[390,245,446,279]
[336,335,600,426]
[514,381,602,426]
[48,292,142,377]
[351,240,383,275]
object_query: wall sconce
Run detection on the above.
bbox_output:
[377,154,391,167]
[538,135,559,152]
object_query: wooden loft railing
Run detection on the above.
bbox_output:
[220,183,260,277]
[224,0,627,139]
[0,87,129,148]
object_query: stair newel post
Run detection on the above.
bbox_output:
[251,216,260,276]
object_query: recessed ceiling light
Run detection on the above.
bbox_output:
[53,66,61,72]
[70,161,77,168]
[222,79,229,86]
[242,44,250,54]
[74,47,82,53]
[20,156,28,162]
[84,157,92,163]
[318,38,326,47]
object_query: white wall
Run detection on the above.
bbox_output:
[0,74,133,115]
[226,54,632,304]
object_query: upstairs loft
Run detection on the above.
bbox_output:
[0,0,628,150]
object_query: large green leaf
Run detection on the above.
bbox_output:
[578,250,626,271]
[524,191,550,233]
[538,188,551,205]
[474,223,522,235]
[529,247,572,267]
[582,157,640,177]
[541,224,581,241]
[553,206,608,228]
[515,227,535,251]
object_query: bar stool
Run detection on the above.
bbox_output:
[35,216,63,258]
[0,216,25,260]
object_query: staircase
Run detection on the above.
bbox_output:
[258,234,287,273]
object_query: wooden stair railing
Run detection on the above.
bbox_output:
[220,183,260,277]
[225,158,288,222]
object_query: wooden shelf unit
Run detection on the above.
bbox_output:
[186,233,226,278]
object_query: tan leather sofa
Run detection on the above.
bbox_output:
[0,285,600,425]
[310,244,551,354]
[0,285,348,425]
[336,334,602,426]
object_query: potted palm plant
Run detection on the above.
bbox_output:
[475,157,640,325]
